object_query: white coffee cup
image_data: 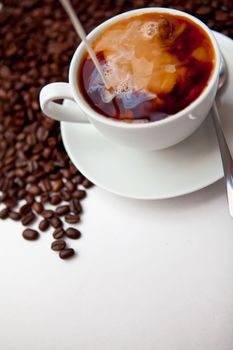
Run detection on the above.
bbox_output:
[39,7,221,151]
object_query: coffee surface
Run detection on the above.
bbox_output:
[80,13,215,122]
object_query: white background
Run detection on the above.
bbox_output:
[0,180,233,350]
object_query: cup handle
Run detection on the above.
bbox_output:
[39,82,89,123]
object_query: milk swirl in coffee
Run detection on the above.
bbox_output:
[79,13,215,122]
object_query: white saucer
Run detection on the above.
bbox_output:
[61,31,233,200]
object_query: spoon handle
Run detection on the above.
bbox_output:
[211,101,233,217]
[59,0,109,88]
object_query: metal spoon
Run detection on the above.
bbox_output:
[59,0,109,89]
[211,58,233,216]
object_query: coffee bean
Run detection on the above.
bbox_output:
[59,248,75,260]
[215,10,229,21]
[50,194,61,205]
[0,207,9,219]
[9,211,21,221]
[50,172,62,180]
[66,227,81,239]
[15,168,27,178]
[53,227,65,239]
[52,179,63,192]
[62,169,73,179]
[72,189,86,200]
[39,218,50,231]
[65,214,80,224]
[4,198,17,208]
[19,203,31,216]
[60,190,72,201]
[51,239,66,251]
[27,175,37,184]
[72,175,84,184]
[55,205,70,216]
[50,216,62,228]
[26,195,35,205]
[33,201,43,214]
[21,211,35,226]
[36,126,49,142]
[39,179,51,192]
[70,199,82,214]
[43,147,52,159]
[18,189,27,199]
[22,229,39,241]
[196,6,212,15]
[66,181,75,192]
[32,143,44,155]
[82,179,93,188]
[28,185,41,196]
[40,192,50,203]
[41,209,54,218]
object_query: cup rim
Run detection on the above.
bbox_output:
[69,7,221,129]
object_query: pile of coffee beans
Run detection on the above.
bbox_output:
[0,0,232,260]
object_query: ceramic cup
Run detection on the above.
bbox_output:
[39,7,221,151]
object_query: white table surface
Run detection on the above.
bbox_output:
[0,180,233,350]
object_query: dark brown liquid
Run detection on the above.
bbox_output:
[79,13,215,123]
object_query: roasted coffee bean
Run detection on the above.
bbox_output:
[82,179,93,188]
[26,175,37,184]
[69,164,78,175]
[33,201,43,214]
[26,195,35,205]
[72,189,86,200]
[39,218,50,231]
[60,190,72,201]
[9,211,21,221]
[70,199,82,214]
[4,198,17,208]
[50,172,62,180]
[27,185,41,196]
[72,175,84,184]
[51,239,66,251]
[21,211,35,226]
[55,205,70,216]
[0,207,9,219]
[53,227,65,239]
[22,229,39,241]
[41,209,54,218]
[43,147,52,159]
[215,10,228,21]
[18,189,27,200]
[15,168,27,178]
[40,192,50,203]
[19,203,31,216]
[62,169,73,179]
[36,126,49,142]
[65,214,80,224]
[50,216,62,228]
[196,6,212,15]
[66,227,81,239]
[66,181,75,192]
[59,248,75,260]
[39,179,51,192]
[52,179,63,192]
[50,194,61,205]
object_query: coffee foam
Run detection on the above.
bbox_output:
[88,59,157,109]
[139,21,159,39]
[92,16,183,98]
